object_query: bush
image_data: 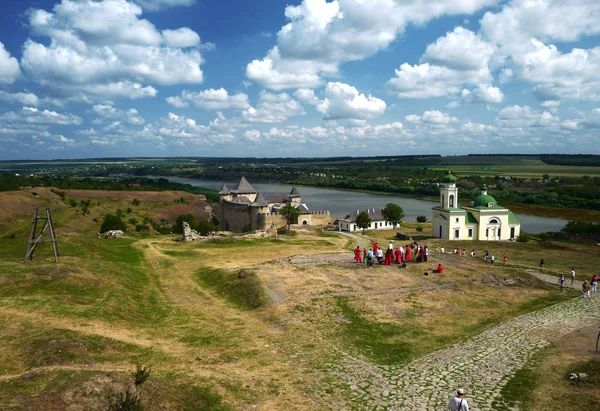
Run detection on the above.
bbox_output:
[108,364,151,411]
[517,233,530,242]
[197,220,217,236]
[416,225,424,232]
[100,214,127,233]
[126,207,133,214]
[69,199,78,207]
[537,232,550,242]
[129,218,138,225]
[132,198,141,206]
[136,224,150,232]
[173,214,196,234]
[50,189,65,199]
[416,215,428,223]
[242,224,253,233]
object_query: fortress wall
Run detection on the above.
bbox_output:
[309,213,334,227]
[221,202,252,232]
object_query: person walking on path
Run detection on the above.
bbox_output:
[366,249,374,266]
[539,258,544,271]
[354,246,362,263]
[490,255,495,265]
[484,250,488,262]
[591,274,598,293]
[559,274,566,292]
[571,268,576,286]
[582,280,591,299]
[503,253,508,264]
[447,388,469,411]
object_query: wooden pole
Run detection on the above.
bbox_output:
[24,207,39,261]
[47,208,59,263]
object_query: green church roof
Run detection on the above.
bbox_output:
[473,194,498,208]
[508,211,521,224]
[442,171,457,183]
[465,212,478,224]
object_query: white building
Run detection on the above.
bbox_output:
[431,171,521,241]
[337,209,396,232]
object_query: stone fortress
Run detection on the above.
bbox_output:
[218,177,331,232]
[432,171,521,241]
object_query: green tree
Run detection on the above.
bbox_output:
[173,214,197,234]
[381,203,405,228]
[100,214,127,233]
[279,204,300,233]
[416,215,427,223]
[355,211,372,234]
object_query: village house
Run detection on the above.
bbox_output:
[337,208,395,232]
[432,171,521,241]
[218,177,330,232]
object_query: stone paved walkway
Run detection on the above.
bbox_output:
[329,270,600,410]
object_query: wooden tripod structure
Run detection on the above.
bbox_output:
[23,207,59,263]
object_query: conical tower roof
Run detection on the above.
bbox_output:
[290,186,300,196]
[218,184,230,195]
[231,176,256,193]
[252,191,268,207]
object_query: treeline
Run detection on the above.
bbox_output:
[0,175,219,202]
[540,154,600,167]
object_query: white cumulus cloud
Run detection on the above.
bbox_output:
[387,27,495,99]
[21,0,206,101]
[166,88,250,110]
[0,42,20,84]
[162,27,201,48]
[316,82,386,120]
[242,91,305,123]
[246,0,497,89]
[461,84,504,104]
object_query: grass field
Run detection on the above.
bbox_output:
[0,188,597,409]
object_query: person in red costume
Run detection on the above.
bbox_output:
[405,246,411,262]
[385,248,393,265]
[433,264,444,273]
[354,246,362,263]
[373,242,379,254]
[395,247,402,263]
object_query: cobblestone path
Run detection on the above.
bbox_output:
[329,270,600,410]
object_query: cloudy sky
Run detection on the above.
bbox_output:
[0,0,599,159]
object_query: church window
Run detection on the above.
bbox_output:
[468,228,473,237]
[488,202,494,208]
[455,218,459,223]
[442,195,445,207]
[449,195,455,207]
[489,218,499,224]
[454,229,459,239]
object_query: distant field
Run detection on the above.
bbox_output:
[431,164,600,177]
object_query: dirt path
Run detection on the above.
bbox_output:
[328,269,600,410]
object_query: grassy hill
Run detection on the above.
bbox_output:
[0,188,598,409]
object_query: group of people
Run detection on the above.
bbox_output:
[433,247,508,265]
[354,241,432,267]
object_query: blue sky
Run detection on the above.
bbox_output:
[0,0,599,160]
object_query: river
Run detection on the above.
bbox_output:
[169,177,568,234]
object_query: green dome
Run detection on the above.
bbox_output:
[473,194,498,208]
[441,171,457,183]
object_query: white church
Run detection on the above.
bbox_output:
[432,171,521,241]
